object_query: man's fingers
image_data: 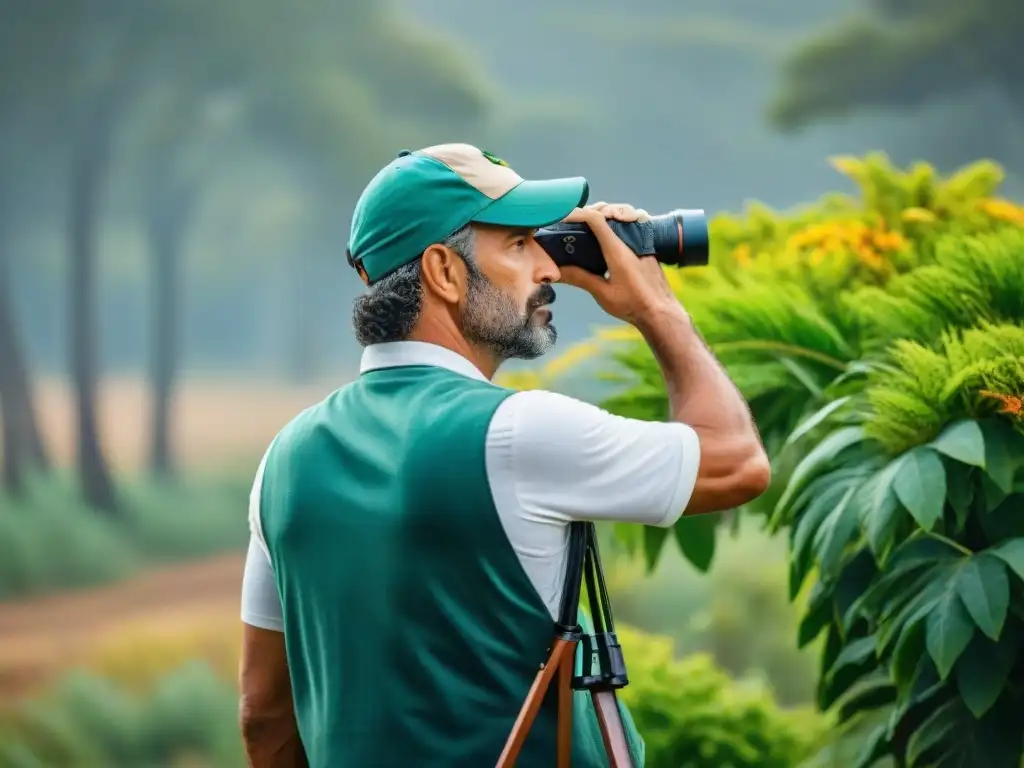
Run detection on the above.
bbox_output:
[558,265,609,295]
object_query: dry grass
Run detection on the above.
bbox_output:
[32,375,345,474]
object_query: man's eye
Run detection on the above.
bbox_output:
[514,239,527,250]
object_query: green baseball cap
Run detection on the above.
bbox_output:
[347,144,590,284]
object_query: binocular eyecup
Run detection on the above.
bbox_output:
[534,209,709,276]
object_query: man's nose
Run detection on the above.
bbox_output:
[532,241,561,284]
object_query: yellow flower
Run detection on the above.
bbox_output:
[871,231,908,252]
[978,198,1024,224]
[901,207,937,224]
[732,244,752,266]
[857,247,885,272]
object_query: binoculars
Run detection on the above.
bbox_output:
[534,209,709,275]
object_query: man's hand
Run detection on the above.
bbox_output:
[557,202,685,328]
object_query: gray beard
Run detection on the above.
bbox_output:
[460,264,556,362]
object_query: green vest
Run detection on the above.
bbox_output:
[258,365,645,767]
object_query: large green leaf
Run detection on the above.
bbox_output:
[979,419,1022,494]
[906,700,958,767]
[773,426,867,522]
[929,420,986,468]
[833,548,879,631]
[893,447,947,531]
[891,617,926,696]
[642,525,669,571]
[877,577,945,658]
[956,554,1009,641]
[990,538,1024,581]
[798,580,834,648]
[861,457,908,557]
[672,513,717,573]
[813,485,860,578]
[943,460,974,532]
[955,624,1019,719]
[926,576,975,679]
[821,635,879,710]
[852,723,892,768]
[784,395,852,448]
[838,676,897,724]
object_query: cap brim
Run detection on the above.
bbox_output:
[471,177,590,229]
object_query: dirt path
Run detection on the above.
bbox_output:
[0,554,246,698]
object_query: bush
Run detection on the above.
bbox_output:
[0,473,250,600]
[1,621,823,767]
[616,625,829,768]
[0,662,244,768]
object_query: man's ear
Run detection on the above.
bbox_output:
[420,244,464,304]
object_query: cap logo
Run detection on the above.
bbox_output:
[481,150,509,168]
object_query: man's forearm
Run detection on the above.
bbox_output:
[241,709,308,768]
[635,304,758,438]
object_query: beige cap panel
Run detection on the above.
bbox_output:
[419,143,523,199]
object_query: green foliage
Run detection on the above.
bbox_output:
[517,153,1024,764]
[765,227,1024,763]
[0,624,824,768]
[863,323,1024,454]
[525,155,1021,574]
[616,626,829,768]
[607,520,821,707]
[0,662,244,768]
[849,227,1024,353]
[0,474,248,600]
[774,414,1024,767]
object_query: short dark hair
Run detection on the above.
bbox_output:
[352,225,475,346]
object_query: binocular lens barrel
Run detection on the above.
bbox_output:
[534,209,709,276]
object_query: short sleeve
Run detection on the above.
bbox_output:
[488,389,700,528]
[241,535,285,631]
[241,445,284,631]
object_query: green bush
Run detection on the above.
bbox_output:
[0,662,244,768]
[0,625,826,767]
[526,155,1024,766]
[0,473,249,600]
[617,625,829,768]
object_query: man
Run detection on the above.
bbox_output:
[239,144,770,767]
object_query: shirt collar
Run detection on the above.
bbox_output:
[359,341,490,383]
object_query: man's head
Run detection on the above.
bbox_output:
[348,144,589,364]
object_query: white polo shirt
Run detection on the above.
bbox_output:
[241,341,701,630]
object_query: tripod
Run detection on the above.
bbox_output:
[496,521,634,768]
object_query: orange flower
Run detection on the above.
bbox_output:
[979,390,1023,417]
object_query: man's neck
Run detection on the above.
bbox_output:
[406,322,501,381]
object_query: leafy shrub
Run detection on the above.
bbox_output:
[0,662,244,768]
[616,625,829,768]
[4,618,823,767]
[517,154,1024,765]
[0,473,250,600]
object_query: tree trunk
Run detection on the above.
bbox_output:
[0,223,49,497]
[68,99,122,513]
[146,194,189,478]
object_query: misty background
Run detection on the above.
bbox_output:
[5,0,1021,392]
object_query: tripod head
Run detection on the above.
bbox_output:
[558,522,630,693]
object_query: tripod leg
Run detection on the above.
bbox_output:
[496,637,576,768]
[557,649,574,767]
[591,690,633,768]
